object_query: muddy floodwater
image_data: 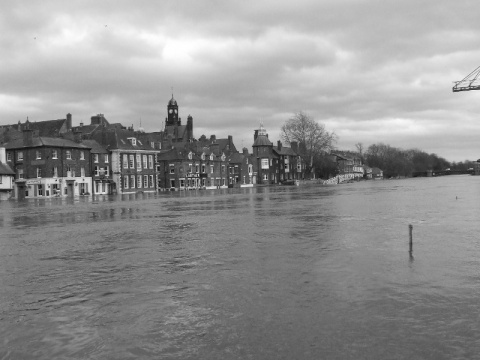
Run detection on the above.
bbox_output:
[1,176,480,359]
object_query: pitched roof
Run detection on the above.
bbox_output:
[93,128,157,151]
[4,136,90,149]
[0,162,15,175]
[81,140,108,153]
[273,146,297,156]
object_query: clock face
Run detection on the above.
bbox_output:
[169,109,173,114]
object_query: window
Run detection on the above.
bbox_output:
[248,164,253,175]
[17,151,23,161]
[53,166,58,178]
[148,155,153,169]
[150,141,155,149]
[94,166,99,176]
[201,153,205,160]
[144,175,148,188]
[80,151,85,160]
[38,185,43,196]
[129,155,134,168]
[169,164,175,174]
[188,164,192,173]
[136,154,142,170]
[188,152,193,160]
[149,175,154,188]
[94,154,99,163]
[222,165,225,173]
[211,165,214,174]
[130,175,135,189]
[201,164,206,173]
[137,175,142,188]
[263,174,268,180]
[123,155,128,169]
[195,164,199,173]
[18,169,24,179]
[66,150,72,160]
[143,155,148,169]
[105,166,109,176]
[104,154,109,163]
[36,150,41,159]
[261,159,269,169]
[170,179,175,188]
[180,178,185,188]
[37,168,42,178]
[128,138,137,146]
[210,154,214,160]
[124,175,129,189]
[52,150,58,159]
[6,152,11,162]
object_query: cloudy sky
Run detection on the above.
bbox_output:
[2,0,480,162]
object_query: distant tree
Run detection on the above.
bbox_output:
[281,111,336,175]
[355,142,364,162]
[366,144,452,177]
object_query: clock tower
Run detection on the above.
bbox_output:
[166,95,180,126]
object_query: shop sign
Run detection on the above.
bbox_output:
[26,179,41,185]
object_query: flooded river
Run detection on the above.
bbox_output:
[1,176,480,359]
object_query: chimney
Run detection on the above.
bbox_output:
[291,141,298,153]
[243,147,249,155]
[277,140,282,150]
[187,115,193,141]
[0,147,6,163]
[66,113,72,130]
[210,134,216,142]
[23,129,33,146]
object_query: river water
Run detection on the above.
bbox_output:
[1,176,480,359]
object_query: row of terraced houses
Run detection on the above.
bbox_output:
[0,96,309,200]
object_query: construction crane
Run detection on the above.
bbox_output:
[453,66,480,92]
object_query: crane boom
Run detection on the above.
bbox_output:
[453,66,480,92]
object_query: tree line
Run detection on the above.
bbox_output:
[281,112,476,179]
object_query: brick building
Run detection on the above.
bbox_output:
[4,130,92,199]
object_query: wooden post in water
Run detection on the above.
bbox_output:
[409,224,413,253]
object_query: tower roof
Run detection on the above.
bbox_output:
[168,95,177,106]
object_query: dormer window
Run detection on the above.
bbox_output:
[128,137,137,146]
[210,154,214,161]
[188,152,193,160]
[221,154,226,161]
[201,153,205,160]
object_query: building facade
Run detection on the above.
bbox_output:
[0,147,15,200]
[4,131,92,199]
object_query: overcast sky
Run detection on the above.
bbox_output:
[2,0,480,162]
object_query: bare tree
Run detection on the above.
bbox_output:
[281,111,336,174]
[355,142,364,156]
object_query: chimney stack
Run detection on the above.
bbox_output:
[0,147,6,164]
[66,113,72,130]
[291,141,298,154]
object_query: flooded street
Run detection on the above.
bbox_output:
[1,176,480,359]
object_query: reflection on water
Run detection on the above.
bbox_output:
[1,176,480,359]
